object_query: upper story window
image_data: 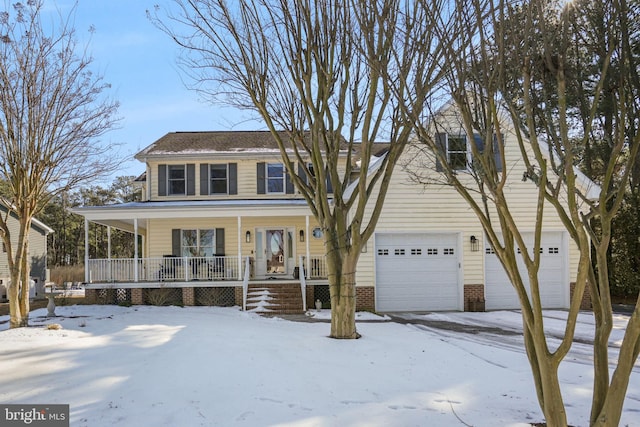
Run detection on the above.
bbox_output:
[158,164,195,197]
[168,165,186,195]
[210,164,228,194]
[446,136,468,171]
[257,162,294,195]
[435,133,503,173]
[200,163,237,196]
[267,163,285,193]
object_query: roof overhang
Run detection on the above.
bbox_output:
[71,199,317,233]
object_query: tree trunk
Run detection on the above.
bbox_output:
[591,301,640,426]
[329,257,360,339]
[524,322,568,427]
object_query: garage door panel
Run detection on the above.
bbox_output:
[376,233,459,312]
[485,232,567,310]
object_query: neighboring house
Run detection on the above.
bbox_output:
[72,104,595,312]
[0,201,53,301]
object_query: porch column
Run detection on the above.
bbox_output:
[107,226,112,260]
[237,216,242,280]
[305,216,310,279]
[107,226,112,282]
[134,218,139,282]
[84,219,89,283]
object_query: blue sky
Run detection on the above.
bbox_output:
[48,0,262,180]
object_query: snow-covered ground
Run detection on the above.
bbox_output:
[1,305,638,427]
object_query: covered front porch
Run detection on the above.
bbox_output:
[73,199,331,311]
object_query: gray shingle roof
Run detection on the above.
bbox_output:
[135,130,351,158]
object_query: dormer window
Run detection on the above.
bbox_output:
[446,135,468,171]
[435,133,503,173]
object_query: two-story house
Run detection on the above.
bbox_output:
[73,103,595,313]
[72,131,343,311]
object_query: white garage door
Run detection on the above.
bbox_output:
[376,233,460,311]
[485,232,567,310]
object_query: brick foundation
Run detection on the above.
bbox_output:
[182,287,195,306]
[235,286,244,307]
[305,285,315,310]
[356,286,375,311]
[464,284,485,312]
[84,289,98,304]
[570,282,592,310]
[131,288,143,305]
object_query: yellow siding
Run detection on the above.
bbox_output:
[146,216,322,259]
[148,157,348,201]
[356,119,581,289]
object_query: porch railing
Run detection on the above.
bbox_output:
[88,256,241,283]
[304,255,328,279]
[87,255,329,283]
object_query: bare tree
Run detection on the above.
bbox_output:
[0,1,120,328]
[401,0,640,425]
[150,0,447,338]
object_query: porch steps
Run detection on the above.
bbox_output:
[246,283,305,315]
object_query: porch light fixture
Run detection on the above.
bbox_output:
[299,229,305,242]
[245,231,251,243]
[470,235,479,252]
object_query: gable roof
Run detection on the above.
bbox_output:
[0,199,54,235]
[135,131,350,160]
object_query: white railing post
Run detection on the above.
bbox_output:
[299,255,307,311]
[134,219,139,282]
[242,256,251,310]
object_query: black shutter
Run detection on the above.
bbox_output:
[229,163,238,195]
[285,168,294,194]
[200,164,209,195]
[215,228,225,255]
[435,133,446,172]
[298,162,308,185]
[158,164,167,196]
[256,162,266,194]
[325,169,333,194]
[493,133,503,172]
[171,229,181,256]
[473,134,484,152]
[186,164,196,195]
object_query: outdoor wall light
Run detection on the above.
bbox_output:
[470,235,479,252]
[299,229,305,242]
[245,231,251,243]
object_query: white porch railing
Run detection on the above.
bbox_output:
[87,255,328,284]
[305,255,328,279]
[88,256,241,283]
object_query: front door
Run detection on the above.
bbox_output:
[255,228,287,277]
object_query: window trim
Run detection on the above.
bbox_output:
[266,162,285,194]
[181,229,216,257]
[167,164,187,196]
[209,164,229,195]
[446,134,469,171]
